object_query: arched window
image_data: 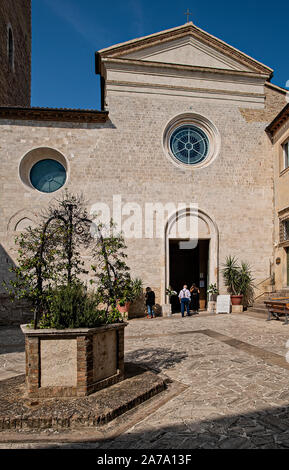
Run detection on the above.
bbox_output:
[8,26,14,71]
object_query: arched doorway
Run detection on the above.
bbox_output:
[163,207,219,310]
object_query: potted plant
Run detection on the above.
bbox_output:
[222,256,242,305]
[238,262,255,309]
[207,283,219,301]
[163,286,177,316]
[117,278,143,317]
[222,256,254,306]
[5,192,133,398]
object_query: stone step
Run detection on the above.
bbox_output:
[253,302,268,308]
[247,307,267,314]
[246,309,268,318]
[249,307,267,314]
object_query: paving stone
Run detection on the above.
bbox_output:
[2,314,289,448]
[219,437,251,449]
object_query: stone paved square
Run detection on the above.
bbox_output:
[2,312,289,449]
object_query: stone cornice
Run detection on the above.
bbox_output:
[266,104,289,142]
[99,23,273,76]
[107,79,265,99]
[278,206,289,218]
[102,57,269,80]
[265,82,287,95]
[0,107,109,123]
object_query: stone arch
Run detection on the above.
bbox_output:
[7,209,37,233]
[162,207,219,304]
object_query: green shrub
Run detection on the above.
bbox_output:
[38,282,123,329]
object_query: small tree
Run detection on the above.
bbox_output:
[5,193,142,328]
[91,219,142,314]
[5,191,93,328]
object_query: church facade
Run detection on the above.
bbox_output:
[0,9,288,319]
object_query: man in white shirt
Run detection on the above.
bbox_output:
[178,285,191,318]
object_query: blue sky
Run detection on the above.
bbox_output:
[32,0,289,110]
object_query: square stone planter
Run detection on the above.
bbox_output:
[21,322,127,398]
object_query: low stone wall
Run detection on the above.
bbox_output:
[0,294,33,326]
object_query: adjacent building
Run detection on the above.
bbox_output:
[0,0,31,107]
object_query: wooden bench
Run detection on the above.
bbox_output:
[264,298,289,325]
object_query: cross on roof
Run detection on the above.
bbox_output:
[184,8,193,23]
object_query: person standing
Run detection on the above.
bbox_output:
[178,285,191,318]
[145,287,156,318]
[190,283,200,314]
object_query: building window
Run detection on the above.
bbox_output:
[281,219,289,242]
[163,113,221,169]
[283,140,289,170]
[8,26,14,71]
[30,159,67,193]
[170,125,209,165]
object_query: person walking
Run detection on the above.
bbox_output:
[178,285,191,318]
[145,287,156,318]
[190,283,200,314]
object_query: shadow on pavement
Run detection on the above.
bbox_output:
[125,348,188,373]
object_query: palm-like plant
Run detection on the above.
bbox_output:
[239,262,255,306]
[222,256,255,306]
[222,256,241,295]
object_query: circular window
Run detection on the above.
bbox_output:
[163,113,221,169]
[170,125,209,165]
[19,148,68,193]
[30,159,66,193]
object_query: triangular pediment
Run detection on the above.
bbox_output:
[99,23,273,76]
[123,36,251,71]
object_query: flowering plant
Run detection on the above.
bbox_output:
[165,286,177,297]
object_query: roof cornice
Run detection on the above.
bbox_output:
[99,23,273,76]
[266,103,289,140]
[265,82,288,95]
[0,107,109,123]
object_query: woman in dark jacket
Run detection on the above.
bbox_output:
[145,287,155,318]
[190,283,200,314]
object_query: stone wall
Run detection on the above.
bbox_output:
[0,0,31,106]
[0,294,33,326]
[239,85,287,124]
[0,72,287,319]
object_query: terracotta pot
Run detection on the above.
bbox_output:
[199,299,206,310]
[231,295,243,305]
[117,301,131,314]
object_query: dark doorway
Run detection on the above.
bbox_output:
[169,239,209,312]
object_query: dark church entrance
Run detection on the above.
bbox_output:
[169,239,210,313]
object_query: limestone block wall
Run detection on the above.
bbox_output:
[0,294,32,326]
[0,85,286,319]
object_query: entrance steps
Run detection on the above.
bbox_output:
[247,290,289,318]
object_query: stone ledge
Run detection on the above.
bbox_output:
[20,323,128,337]
[0,363,166,431]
